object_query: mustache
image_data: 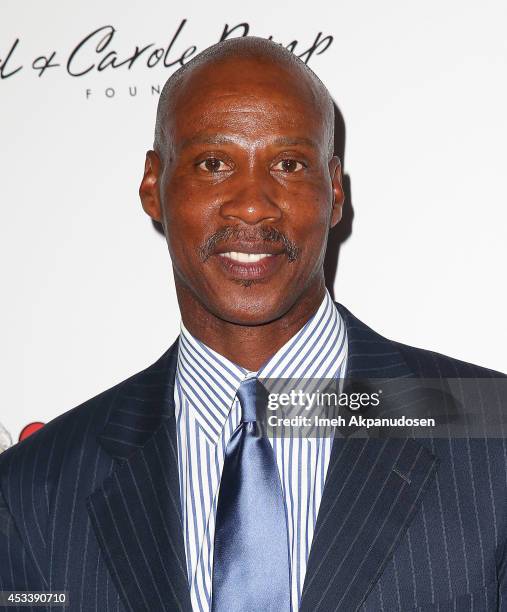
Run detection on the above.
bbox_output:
[198,226,300,262]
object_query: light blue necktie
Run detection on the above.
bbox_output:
[211,377,291,612]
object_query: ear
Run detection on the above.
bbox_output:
[329,155,345,228]
[139,150,163,223]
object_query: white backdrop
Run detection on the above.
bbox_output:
[1,0,506,445]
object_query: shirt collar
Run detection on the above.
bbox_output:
[176,289,347,444]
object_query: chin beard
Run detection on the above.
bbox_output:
[234,278,256,288]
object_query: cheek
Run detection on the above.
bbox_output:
[162,181,218,252]
[287,190,332,242]
[285,200,331,272]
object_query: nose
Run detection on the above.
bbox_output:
[219,174,283,225]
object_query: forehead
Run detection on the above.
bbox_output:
[165,57,328,150]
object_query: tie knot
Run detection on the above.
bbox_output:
[236,378,263,423]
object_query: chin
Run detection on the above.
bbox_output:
[207,289,293,327]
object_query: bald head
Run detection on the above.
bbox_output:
[153,36,335,159]
[140,35,345,332]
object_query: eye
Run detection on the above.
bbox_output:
[197,157,230,173]
[272,159,305,173]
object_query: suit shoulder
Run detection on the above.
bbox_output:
[0,382,114,487]
[0,344,176,482]
[390,339,506,379]
[336,302,505,378]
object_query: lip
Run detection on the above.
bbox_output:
[213,241,285,256]
[215,252,284,281]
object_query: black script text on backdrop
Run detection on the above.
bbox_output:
[0,20,333,80]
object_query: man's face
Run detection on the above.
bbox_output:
[141,56,344,325]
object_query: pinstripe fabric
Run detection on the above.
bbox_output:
[174,289,347,611]
[331,304,507,612]
[0,301,505,612]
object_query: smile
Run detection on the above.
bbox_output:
[215,251,283,281]
[219,252,274,263]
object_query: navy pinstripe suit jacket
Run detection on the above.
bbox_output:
[1,303,506,612]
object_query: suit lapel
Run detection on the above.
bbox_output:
[86,342,192,612]
[85,304,441,612]
[299,304,440,612]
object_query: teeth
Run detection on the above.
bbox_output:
[220,252,274,263]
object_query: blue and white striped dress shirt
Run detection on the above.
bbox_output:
[174,290,348,612]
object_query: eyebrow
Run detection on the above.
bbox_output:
[271,136,317,148]
[181,135,236,149]
[180,134,318,150]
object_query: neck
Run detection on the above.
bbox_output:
[177,280,327,371]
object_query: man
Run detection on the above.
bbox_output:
[0,36,506,612]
